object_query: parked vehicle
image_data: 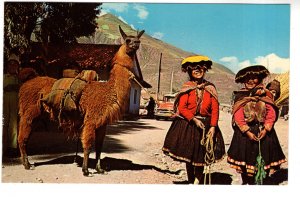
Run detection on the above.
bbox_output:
[155,93,177,120]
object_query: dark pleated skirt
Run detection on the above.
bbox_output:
[162,117,225,166]
[227,123,287,175]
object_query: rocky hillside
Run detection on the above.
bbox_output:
[78,13,238,104]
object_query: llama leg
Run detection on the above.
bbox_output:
[18,116,33,170]
[82,148,91,176]
[95,125,107,174]
[73,137,80,164]
[81,124,95,176]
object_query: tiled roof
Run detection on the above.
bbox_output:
[26,42,152,88]
[29,42,121,70]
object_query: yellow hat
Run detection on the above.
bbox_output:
[181,55,212,72]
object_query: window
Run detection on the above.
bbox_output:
[134,89,138,104]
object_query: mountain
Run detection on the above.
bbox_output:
[77,13,238,104]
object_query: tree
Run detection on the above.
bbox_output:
[4,2,101,60]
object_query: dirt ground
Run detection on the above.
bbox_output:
[1,111,288,185]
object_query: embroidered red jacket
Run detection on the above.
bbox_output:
[177,83,219,127]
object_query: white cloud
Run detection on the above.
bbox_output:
[99,10,108,16]
[254,53,290,74]
[116,17,136,30]
[101,3,129,13]
[130,24,136,30]
[133,4,149,20]
[118,16,128,24]
[238,60,251,69]
[219,56,239,72]
[219,56,239,65]
[115,16,138,31]
[152,32,164,40]
[100,3,146,30]
[219,54,290,74]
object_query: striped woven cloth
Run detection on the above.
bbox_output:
[42,70,98,112]
[42,78,85,111]
[76,70,98,82]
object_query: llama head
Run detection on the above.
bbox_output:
[119,25,145,55]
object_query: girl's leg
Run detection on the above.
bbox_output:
[241,166,249,185]
[194,166,204,184]
[241,173,247,185]
[186,162,195,184]
[241,167,255,185]
[263,169,274,185]
[247,175,255,185]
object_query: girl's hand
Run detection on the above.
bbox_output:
[207,127,215,138]
[193,118,205,129]
[258,128,267,140]
[246,130,259,141]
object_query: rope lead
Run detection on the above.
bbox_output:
[203,165,212,185]
[200,128,215,185]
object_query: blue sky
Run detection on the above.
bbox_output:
[100,2,290,74]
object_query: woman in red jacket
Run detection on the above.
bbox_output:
[227,65,287,185]
[162,55,225,184]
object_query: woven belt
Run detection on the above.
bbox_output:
[194,115,207,120]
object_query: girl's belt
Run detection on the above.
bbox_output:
[194,115,208,120]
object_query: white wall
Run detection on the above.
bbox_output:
[128,81,141,115]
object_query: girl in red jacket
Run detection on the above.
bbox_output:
[162,55,225,184]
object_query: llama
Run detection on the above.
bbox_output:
[18,26,145,176]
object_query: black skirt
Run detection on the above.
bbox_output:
[162,117,225,166]
[227,123,287,175]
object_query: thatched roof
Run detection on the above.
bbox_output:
[273,71,289,106]
[226,72,289,107]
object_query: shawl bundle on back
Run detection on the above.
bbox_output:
[232,84,278,123]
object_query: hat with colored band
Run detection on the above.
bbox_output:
[181,55,212,72]
[235,65,270,83]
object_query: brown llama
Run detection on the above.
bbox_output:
[18,26,145,176]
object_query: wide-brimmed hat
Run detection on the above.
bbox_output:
[235,65,270,83]
[181,55,212,72]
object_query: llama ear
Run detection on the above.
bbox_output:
[137,30,145,39]
[119,25,127,40]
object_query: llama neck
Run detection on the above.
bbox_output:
[112,45,135,69]
[109,64,132,107]
[107,44,136,111]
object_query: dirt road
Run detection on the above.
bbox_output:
[1,111,288,184]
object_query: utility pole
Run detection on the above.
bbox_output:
[170,65,174,94]
[156,53,162,100]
